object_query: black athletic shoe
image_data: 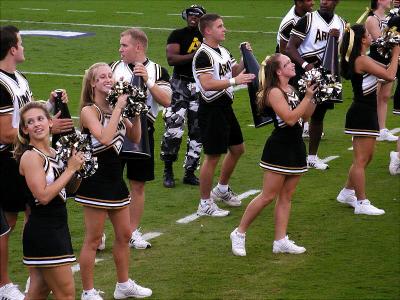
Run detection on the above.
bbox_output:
[163,169,175,188]
[183,171,199,185]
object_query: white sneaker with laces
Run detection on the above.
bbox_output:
[307,156,329,170]
[376,128,399,142]
[197,201,230,217]
[114,279,152,299]
[211,186,241,206]
[97,233,106,251]
[230,228,246,256]
[336,188,357,208]
[354,200,385,215]
[129,229,151,249]
[272,236,306,254]
[0,283,25,300]
[81,289,104,300]
[389,151,400,175]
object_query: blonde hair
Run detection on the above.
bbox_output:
[13,101,51,162]
[256,53,284,112]
[79,62,109,123]
[121,28,148,50]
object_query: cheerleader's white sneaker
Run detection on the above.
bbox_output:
[81,289,104,300]
[0,283,25,300]
[389,151,400,175]
[273,236,306,254]
[114,279,152,299]
[230,228,246,256]
[336,188,357,208]
[354,200,385,215]
[376,128,398,142]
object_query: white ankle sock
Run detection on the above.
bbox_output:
[117,280,130,288]
[201,198,211,205]
[357,199,366,205]
[217,183,228,193]
[308,155,317,161]
[342,188,354,194]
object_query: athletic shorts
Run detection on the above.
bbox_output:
[198,103,243,155]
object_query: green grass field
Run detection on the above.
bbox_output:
[1,0,399,299]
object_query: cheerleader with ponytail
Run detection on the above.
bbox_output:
[336,23,399,214]
[15,101,84,299]
[230,53,316,256]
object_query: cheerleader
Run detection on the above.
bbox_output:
[74,63,152,300]
[365,0,399,141]
[14,101,84,300]
[230,54,316,256]
[337,24,399,214]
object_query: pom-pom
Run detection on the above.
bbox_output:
[55,131,98,178]
[298,66,342,104]
[375,26,400,59]
[106,81,149,118]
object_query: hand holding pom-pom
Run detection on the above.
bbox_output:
[106,80,149,118]
[56,131,98,179]
[298,66,342,104]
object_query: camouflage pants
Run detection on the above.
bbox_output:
[160,78,202,171]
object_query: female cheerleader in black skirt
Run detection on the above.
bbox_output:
[365,0,398,141]
[230,54,316,256]
[14,102,84,300]
[337,24,399,214]
[75,63,152,300]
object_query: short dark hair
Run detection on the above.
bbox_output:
[0,25,19,61]
[199,13,221,36]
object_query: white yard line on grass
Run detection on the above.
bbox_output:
[0,19,277,34]
[142,232,163,241]
[22,71,83,77]
[71,258,104,273]
[390,128,400,134]
[176,189,260,224]
[116,11,144,15]
[21,8,48,11]
[67,10,96,13]
[321,155,340,163]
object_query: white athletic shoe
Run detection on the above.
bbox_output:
[376,128,398,142]
[307,156,329,170]
[81,289,104,300]
[336,188,357,208]
[197,201,230,217]
[129,228,151,249]
[389,151,400,175]
[211,186,241,207]
[230,228,246,256]
[114,279,152,299]
[272,236,306,254]
[0,283,25,300]
[97,233,106,251]
[354,200,385,215]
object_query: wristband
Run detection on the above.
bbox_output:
[229,78,236,87]
[301,61,309,69]
[146,78,155,89]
